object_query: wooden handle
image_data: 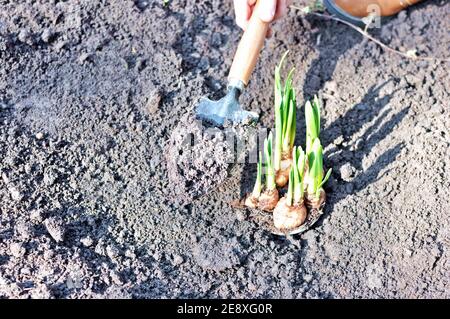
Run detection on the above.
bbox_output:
[228,0,270,86]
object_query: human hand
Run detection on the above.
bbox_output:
[233,0,292,37]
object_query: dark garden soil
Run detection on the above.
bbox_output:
[0,0,449,298]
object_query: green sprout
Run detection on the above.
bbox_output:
[251,152,262,199]
[305,95,320,157]
[264,132,276,191]
[274,51,297,171]
[307,138,332,198]
[286,169,295,206]
[286,146,306,206]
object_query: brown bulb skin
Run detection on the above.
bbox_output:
[305,188,326,209]
[275,170,289,188]
[273,197,307,231]
[275,157,292,188]
[244,194,259,209]
[258,189,279,212]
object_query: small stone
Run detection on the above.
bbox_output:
[80,236,93,247]
[44,217,66,242]
[20,267,31,276]
[104,286,132,299]
[135,0,149,10]
[35,132,44,140]
[8,186,23,201]
[340,163,356,182]
[135,57,146,71]
[94,242,106,255]
[404,248,413,257]
[24,163,32,174]
[355,139,364,150]
[146,90,162,114]
[324,81,337,94]
[125,249,136,259]
[128,113,136,124]
[106,245,120,259]
[152,251,163,261]
[405,74,420,87]
[30,209,44,222]
[303,274,313,283]
[41,29,54,43]
[333,135,344,146]
[78,52,92,64]
[43,249,54,260]
[18,29,30,43]
[10,242,26,257]
[173,254,184,266]
[53,40,67,51]
[110,272,123,285]
[0,275,8,286]
[43,169,58,186]
[16,220,33,239]
[397,10,407,21]
[2,172,10,184]
[69,178,78,189]
[235,210,247,221]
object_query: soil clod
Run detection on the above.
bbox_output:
[44,217,66,243]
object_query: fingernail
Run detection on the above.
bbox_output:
[259,0,276,22]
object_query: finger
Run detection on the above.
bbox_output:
[234,0,250,30]
[236,17,249,31]
[258,0,277,22]
[247,0,257,5]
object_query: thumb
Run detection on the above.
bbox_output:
[258,0,277,22]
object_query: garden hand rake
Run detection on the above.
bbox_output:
[195,0,268,127]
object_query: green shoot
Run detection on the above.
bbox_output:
[283,87,296,153]
[251,152,262,198]
[305,95,320,157]
[274,51,297,170]
[274,52,287,171]
[264,132,276,191]
[294,146,306,204]
[307,138,332,198]
[286,168,295,206]
[297,147,306,181]
[286,146,306,206]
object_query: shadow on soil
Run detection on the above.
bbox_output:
[301,14,362,100]
[308,81,409,232]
